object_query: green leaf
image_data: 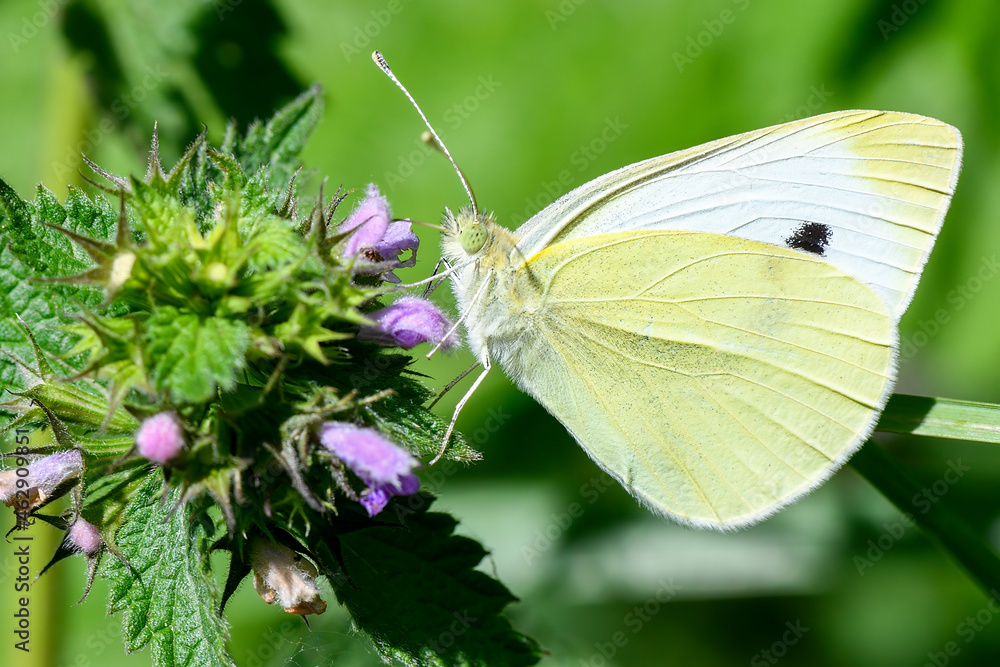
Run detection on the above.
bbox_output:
[83,462,153,539]
[0,178,111,277]
[145,308,251,403]
[314,496,541,667]
[104,473,234,667]
[65,185,122,240]
[878,394,1000,443]
[371,378,481,463]
[0,247,84,419]
[0,179,118,415]
[18,378,139,434]
[244,217,308,271]
[236,85,324,191]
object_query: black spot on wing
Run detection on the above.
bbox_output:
[785,222,832,256]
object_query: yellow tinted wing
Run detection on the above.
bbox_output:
[506,230,894,527]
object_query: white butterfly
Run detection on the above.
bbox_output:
[375,53,962,529]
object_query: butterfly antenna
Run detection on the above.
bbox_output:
[372,50,479,218]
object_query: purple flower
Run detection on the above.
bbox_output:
[135,411,185,464]
[341,184,391,257]
[68,518,103,555]
[339,184,419,282]
[360,473,421,517]
[358,296,458,350]
[376,220,419,282]
[0,450,84,510]
[318,422,421,516]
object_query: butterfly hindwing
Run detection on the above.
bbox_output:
[504,230,895,527]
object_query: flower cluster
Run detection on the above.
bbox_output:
[341,185,457,352]
[0,90,532,667]
[0,180,453,603]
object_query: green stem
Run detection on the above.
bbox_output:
[878,394,1000,443]
[850,440,1000,597]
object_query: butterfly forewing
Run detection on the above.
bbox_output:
[513,110,962,321]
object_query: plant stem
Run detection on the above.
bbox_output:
[878,394,1000,444]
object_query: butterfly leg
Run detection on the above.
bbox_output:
[421,257,453,297]
[395,256,455,292]
[428,361,482,410]
[431,354,491,465]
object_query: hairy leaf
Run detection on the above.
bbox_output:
[0,181,117,417]
[145,308,251,403]
[104,473,233,667]
[314,497,541,667]
[236,85,324,191]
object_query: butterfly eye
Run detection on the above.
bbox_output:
[460,223,487,254]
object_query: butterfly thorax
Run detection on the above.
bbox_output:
[442,206,538,363]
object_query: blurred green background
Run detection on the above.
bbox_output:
[2,0,1000,665]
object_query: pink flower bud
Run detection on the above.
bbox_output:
[135,411,185,464]
[68,518,103,555]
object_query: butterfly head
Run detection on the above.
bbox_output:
[442,205,499,263]
[460,219,488,254]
